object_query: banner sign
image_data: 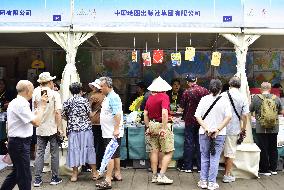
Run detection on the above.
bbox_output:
[0,0,284,29]
[0,0,70,27]
[73,0,243,28]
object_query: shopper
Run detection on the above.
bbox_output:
[144,76,174,184]
[250,82,284,176]
[195,79,232,190]
[62,82,99,182]
[89,79,105,169]
[33,72,63,187]
[221,76,249,183]
[0,80,47,190]
[179,74,209,173]
[96,77,124,189]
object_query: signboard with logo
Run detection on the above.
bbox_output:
[73,0,243,28]
[0,0,284,29]
[0,0,70,27]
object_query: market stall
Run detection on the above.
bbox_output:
[1,0,284,178]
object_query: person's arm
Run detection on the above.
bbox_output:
[55,109,63,134]
[161,108,168,129]
[113,113,121,138]
[31,94,48,127]
[144,110,150,128]
[196,117,210,134]
[241,113,248,131]
[212,116,232,138]
[177,91,187,112]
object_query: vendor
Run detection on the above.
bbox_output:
[166,78,183,113]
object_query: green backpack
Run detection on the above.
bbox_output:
[257,94,278,128]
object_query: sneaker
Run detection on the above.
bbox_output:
[50,175,63,185]
[222,175,236,183]
[151,175,158,183]
[33,177,43,187]
[157,175,173,184]
[270,171,278,175]
[197,180,207,189]
[207,182,219,190]
[259,172,272,176]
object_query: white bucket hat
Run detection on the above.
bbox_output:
[147,76,172,92]
[37,72,56,83]
[89,79,101,89]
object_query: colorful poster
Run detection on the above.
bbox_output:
[132,51,138,62]
[185,47,195,61]
[171,52,181,66]
[153,50,164,64]
[253,51,280,71]
[211,51,222,66]
[142,52,151,66]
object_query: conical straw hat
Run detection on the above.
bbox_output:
[147,76,172,92]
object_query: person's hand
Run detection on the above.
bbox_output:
[58,129,64,137]
[210,129,219,138]
[159,128,167,138]
[177,108,183,113]
[40,94,48,106]
[145,128,150,136]
[113,128,120,138]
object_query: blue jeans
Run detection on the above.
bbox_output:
[183,125,201,170]
[199,134,225,183]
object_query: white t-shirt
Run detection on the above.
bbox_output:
[7,95,35,138]
[100,90,124,138]
[32,86,62,136]
[221,88,250,135]
[195,94,232,135]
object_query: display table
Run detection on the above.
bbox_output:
[125,123,185,160]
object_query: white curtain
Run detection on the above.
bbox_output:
[46,32,95,102]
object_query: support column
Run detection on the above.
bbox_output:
[222,33,260,143]
[222,34,261,179]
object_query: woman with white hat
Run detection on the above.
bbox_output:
[144,76,175,185]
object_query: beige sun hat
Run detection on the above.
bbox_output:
[37,72,56,83]
[147,76,172,92]
[89,79,101,89]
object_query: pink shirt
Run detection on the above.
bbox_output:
[145,92,170,122]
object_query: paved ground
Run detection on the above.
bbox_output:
[1,167,284,190]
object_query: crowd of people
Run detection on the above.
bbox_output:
[0,72,284,190]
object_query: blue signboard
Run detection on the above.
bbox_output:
[73,0,243,28]
[0,0,70,27]
[0,0,284,29]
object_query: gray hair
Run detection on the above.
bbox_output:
[16,80,33,93]
[229,76,241,88]
[209,79,223,96]
[99,77,113,88]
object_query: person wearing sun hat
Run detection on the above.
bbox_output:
[32,72,63,187]
[144,76,174,185]
[88,79,105,169]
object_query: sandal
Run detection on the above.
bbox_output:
[92,173,103,181]
[112,175,123,181]
[96,180,112,189]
